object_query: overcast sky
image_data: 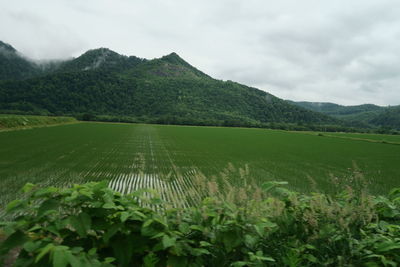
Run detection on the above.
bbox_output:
[1,0,400,106]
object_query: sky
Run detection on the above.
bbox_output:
[1,0,400,106]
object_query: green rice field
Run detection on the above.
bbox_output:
[0,122,399,206]
[321,132,400,144]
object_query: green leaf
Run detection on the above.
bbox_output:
[249,251,275,262]
[65,190,79,202]
[261,181,288,193]
[263,256,275,262]
[162,235,176,249]
[6,199,24,213]
[143,252,159,267]
[53,246,69,267]
[120,211,130,222]
[254,220,277,237]
[222,231,240,252]
[34,187,58,197]
[305,244,316,250]
[104,257,116,264]
[102,202,117,209]
[35,243,55,263]
[69,212,91,238]
[376,241,400,252]
[189,225,204,232]
[21,183,36,193]
[79,188,94,199]
[38,199,59,218]
[231,261,250,267]
[167,256,188,267]
[88,248,97,256]
[389,188,400,199]
[65,253,81,267]
[304,254,318,263]
[0,230,28,253]
[275,187,292,196]
[132,210,146,219]
[141,219,158,237]
[103,223,121,243]
[112,236,134,267]
[200,241,212,247]
[23,241,41,253]
[244,234,258,248]
[178,222,190,234]
[192,248,210,256]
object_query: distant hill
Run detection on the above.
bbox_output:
[289,101,400,129]
[290,101,383,116]
[370,106,400,129]
[0,41,338,128]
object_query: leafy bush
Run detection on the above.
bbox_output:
[1,182,400,266]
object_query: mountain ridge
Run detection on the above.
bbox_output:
[289,101,399,129]
[0,40,395,130]
[0,41,40,80]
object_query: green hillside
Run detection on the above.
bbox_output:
[0,114,76,130]
[371,106,400,129]
[0,41,338,127]
[290,101,400,129]
[55,48,145,73]
[290,101,383,116]
[0,41,40,80]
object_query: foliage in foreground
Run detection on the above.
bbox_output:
[1,182,400,267]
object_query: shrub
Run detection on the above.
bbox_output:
[0,181,399,266]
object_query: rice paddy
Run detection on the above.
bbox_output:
[320,132,400,144]
[0,122,399,206]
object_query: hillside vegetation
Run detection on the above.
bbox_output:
[370,106,400,129]
[0,41,339,128]
[0,114,76,130]
[291,101,400,130]
[0,41,40,81]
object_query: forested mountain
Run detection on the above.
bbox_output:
[290,101,384,116]
[0,41,40,80]
[290,101,400,129]
[55,48,145,73]
[370,106,400,129]
[0,41,366,128]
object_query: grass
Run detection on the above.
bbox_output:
[320,131,400,144]
[0,122,399,206]
[0,114,77,130]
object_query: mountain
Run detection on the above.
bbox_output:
[289,101,400,129]
[55,48,145,73]
[0,41,344,128]
[370,106,400,129]
[290,101,383,116]
[0,41,40,80]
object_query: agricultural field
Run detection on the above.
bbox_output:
[0,122,399,207]
[320,131,400,144]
